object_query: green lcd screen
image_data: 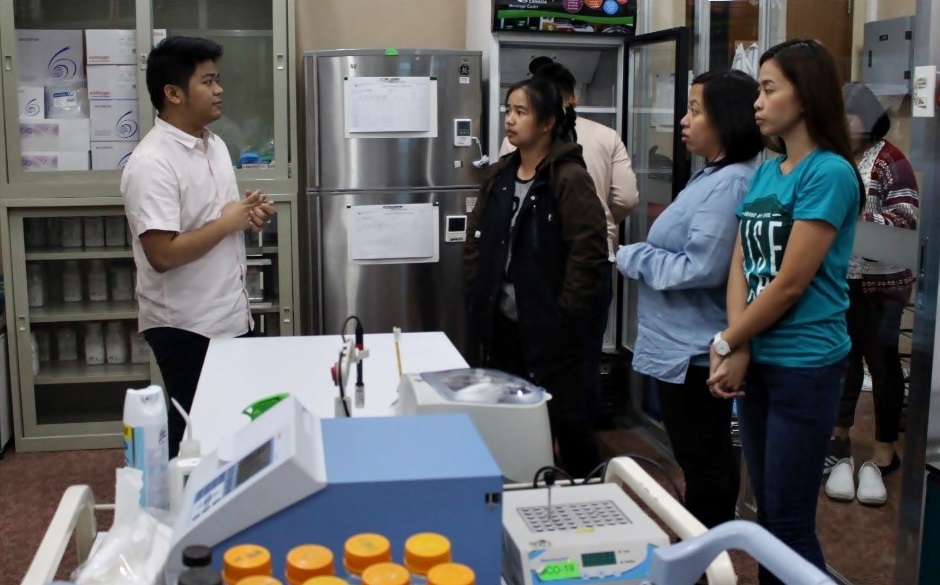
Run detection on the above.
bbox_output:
[581,551,616,567]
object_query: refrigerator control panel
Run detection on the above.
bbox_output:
[445,215,468,243]
[454,119,472,147]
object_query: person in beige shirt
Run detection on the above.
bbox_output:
[499,58,638,423]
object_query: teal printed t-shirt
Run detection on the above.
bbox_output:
[737,150,860,368]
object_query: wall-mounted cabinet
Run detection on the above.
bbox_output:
[0,0,299,451]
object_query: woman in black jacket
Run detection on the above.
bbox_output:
[464,77,609,478]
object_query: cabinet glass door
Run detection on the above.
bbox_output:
[619,27,691,352]
[618,27,690,426]
[1,0,145,185]
[152,0,289,181]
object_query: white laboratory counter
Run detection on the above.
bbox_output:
[189,331,468,454]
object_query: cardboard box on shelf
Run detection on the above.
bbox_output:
[91,142,137,170]
[90,101,139,142]
[16,30,84,83]
[87,65,137,101]
[19,118,90,151]
[17,86,44,119]
[22,151,90,172]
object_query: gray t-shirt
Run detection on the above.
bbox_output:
[498,178,533,321]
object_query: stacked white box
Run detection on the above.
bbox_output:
[85,29,169,64]
[22,151,90,172]
[16,30,89,170]
[90,101,139,142]
[91,142,137,170]
[17,86,45,119]
[19,118,90,151]
[87,65,137,100]
[16,30,84,83]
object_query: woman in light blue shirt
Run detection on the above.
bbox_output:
[616,70,762,528]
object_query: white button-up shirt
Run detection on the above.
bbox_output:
[121,117,251,338]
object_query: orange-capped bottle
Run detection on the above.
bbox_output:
[426,563,475,585]
[223,545,272,585]
[286,545,335,585]
[361,563,410,585]
[343,534,392,583]
[402,533,451,584]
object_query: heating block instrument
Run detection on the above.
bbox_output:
[502,482,670,585]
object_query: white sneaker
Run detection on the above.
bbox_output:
[825,457,856,501]
[857,461,888,506]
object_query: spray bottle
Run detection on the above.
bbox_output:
[169,397,202,518]
[123,385,169,510]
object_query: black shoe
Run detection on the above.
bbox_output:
[824,436,851,476]
[878,452,901,477]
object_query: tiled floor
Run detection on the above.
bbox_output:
[0,392,898,585]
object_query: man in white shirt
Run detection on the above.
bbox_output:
[500,58,639,423]
[121,36,274,457]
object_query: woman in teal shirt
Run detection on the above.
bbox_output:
[707,39,865,584]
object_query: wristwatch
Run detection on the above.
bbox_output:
[712,332,732,357]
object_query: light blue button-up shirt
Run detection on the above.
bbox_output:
[617,159,757,384]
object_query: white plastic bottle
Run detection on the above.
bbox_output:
[63,260,83,303]
[168,398,202,518]
[84,322,105,365]
[29,332,40,376]
[106,322,128,364]
[123,385,170,511]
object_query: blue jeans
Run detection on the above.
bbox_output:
[738,358,847,584]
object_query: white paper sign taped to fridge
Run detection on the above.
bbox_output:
[347,203,439,262]
[344,76,435,134]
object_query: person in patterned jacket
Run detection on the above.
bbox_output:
[824,82,919,506]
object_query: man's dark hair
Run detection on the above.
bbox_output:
[146,36,223,112]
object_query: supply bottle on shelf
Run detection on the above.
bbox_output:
[343,534,392,584]
[29,332,40,376]
[63,260,83,302]
[361,563,410,585]
[106,322,128,364]
[123,385,170,510]
[285,545,335,585]
[88,259,109,301]
[84,322,105,365]
[222,544,272,585]
[402,533,451,584]
[84,216,105,247]
[426,564,475,585]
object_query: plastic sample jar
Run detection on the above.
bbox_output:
[344,534,392,581]
[403,534,451,582]
[361,563,410,585]
[223,545,273,585]
[286,545,335,585]
[426,564,475,585]
[302,578,348,585]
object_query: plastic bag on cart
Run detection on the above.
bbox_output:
[72,468,172,585]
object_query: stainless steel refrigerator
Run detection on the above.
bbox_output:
[302,49,484,354]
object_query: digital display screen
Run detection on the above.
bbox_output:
[493,0,637,37]
[581,551,616,567]
[236,439,273,487]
